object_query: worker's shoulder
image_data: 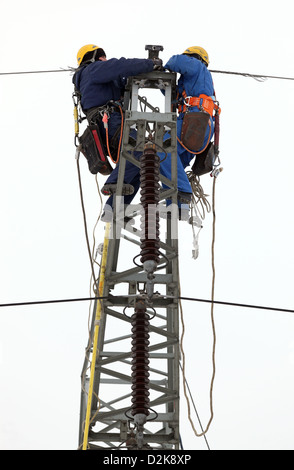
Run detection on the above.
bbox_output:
[165,53,198,69]
[88,57,144,70]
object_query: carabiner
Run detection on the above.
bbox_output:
[184,95,192,106]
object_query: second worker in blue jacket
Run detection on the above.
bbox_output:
[159,46,218,216]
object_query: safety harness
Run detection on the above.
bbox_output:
[178,91,221,117]
[176,90,221,175]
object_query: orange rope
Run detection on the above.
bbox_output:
[104,105,124,165]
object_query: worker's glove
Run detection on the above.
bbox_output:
[152,58,163,70]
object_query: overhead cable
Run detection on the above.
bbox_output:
[1,67,294,82]
[178,296,294,314]
[209,69,294,81]
[0,295,293,314]
[0,68,71,76]
[0,296,107,308]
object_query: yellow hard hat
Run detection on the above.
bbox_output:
[183,46,209,66]
[76,44,103,66]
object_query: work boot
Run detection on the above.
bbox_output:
[101,183,134,196]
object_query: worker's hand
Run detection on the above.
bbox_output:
[152,58,163,70]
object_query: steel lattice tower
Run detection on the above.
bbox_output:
[78,48,181,450]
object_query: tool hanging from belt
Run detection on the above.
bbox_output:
[73,91,123,175]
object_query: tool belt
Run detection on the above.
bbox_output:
[85,102,121,124]
[178,93,221,116]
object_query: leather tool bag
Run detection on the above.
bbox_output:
[180,111,210,152]
[79,125,113,175]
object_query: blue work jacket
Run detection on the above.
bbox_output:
[73,57,154,111]
[164,54,216,165]
[164,54,215,101]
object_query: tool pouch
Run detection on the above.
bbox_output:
[181,111,210,152]
[79,125,113,175]
[191,142,215,176]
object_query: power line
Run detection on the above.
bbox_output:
[0,295,293,314]
[0,296,107,308]
[1,67,294,81]
[0,68,72,76]
[178,296,294,314]
[210,69,294,81]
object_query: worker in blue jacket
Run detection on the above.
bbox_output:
[73,44,156,213]
[159,46,218,214]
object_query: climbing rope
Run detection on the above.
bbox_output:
[179,175,217,438]
[76,148,99,292]
[187,171,212,220]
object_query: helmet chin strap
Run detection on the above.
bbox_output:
[90,49,106,62]
[90,49,98,62]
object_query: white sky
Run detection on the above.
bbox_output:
[1,0,294,450]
